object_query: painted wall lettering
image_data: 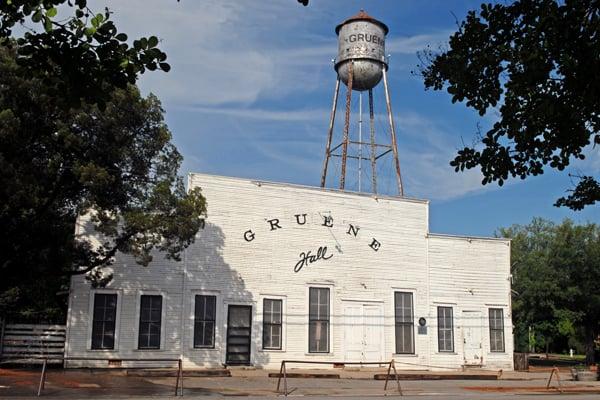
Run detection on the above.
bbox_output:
[295,213,307,225]
[347,224,360,237]
[369,238,381,252]
[294,246,333,273]
[347,33,384,45]
[243,213,382,270]
[267,218,282,231]
[244,230,255,242]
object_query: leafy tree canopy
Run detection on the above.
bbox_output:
[499,218,600,364]
[0,1,206,318]
[420,0,600,210]
[1,0,171,110]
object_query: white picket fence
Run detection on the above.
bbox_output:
[0,323,66,364]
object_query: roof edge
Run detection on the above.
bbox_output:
[427,232,511,243]
[188,172,429,205]
[335,9,389,35]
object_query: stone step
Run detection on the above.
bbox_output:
[374,373,498,380]
[127,368,231,377]
[269,373,340,379]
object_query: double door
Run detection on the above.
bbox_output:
[343,302,384,362]
[462,310,483,366]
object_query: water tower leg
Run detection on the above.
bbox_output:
[368,89,377,194]
[382,66,404,196]
[321,78,340,188]
[340,61,354,190]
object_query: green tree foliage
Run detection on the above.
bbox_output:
[420,0,600,210]
[498,218,600,364]
[0,1,206,320]
[1,0,171,110]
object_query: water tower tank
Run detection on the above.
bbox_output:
[335,10,388,91]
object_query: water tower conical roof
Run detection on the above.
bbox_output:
[335,9,389,35]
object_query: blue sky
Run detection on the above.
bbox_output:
[97,0,599,236]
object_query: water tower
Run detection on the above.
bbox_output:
[320,10,404,195]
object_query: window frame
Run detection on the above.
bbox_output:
[488,308,505,353]
[89,291,119,351]
[437,306,454,353]
[308,287,330,354]
[262,298,283,350]
[193,294,217,349]
[394,291,415,355]
[137,294,163,350]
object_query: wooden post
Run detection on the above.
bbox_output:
[180,358,184,396]
[276,360,284,392]
[0,317,5,360]
[383,360,392,390]
[283,360,288,396]
[546,367,562,392]
[391,359,403,396]
[175,358,183,396]
[37,358,47,397]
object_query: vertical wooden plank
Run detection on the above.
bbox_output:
[37,358,47,397]
[0,316,5,360]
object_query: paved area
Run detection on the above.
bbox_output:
[1,367,599,399]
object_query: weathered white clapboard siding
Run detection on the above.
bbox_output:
[1,324,65,364]
[65,173,512,370]
[428,234,513,370]
[183,174,429,369]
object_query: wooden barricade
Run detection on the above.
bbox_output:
[0,324,66,364]
[275,359,402,396]
[36,357,184,397]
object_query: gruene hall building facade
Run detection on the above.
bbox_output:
[65,173,513,370]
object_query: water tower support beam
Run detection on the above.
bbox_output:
[382,65,404,196]
[340,61,354,190]
[368,89,377,194]
[320,77,340,188]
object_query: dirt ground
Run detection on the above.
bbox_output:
[1,367,599,399]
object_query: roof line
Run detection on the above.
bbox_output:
[427,232,510,243]
[188,172,429,205]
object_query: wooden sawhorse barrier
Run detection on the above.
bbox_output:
[546,366,562,392]
[36,357,184,397]
[275,359,402,396]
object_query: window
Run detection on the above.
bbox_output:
[262,299,282,350]
[489,308,505,352]
[138,295,162,350]
[194,295,216,348]
[437,306,454,352]
[91,293,117,350]
[308,287,329,353]
[394,292,414,354]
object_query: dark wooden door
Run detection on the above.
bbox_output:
[226,305,252,365]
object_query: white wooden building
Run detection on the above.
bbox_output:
[65,173,514,370]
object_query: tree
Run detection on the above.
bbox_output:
[0,1,206,319]
[499,218,600,364]
[1,0,171,109]
[419,0,600,210]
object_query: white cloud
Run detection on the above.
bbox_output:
[386,31,452,54]
[86,1,499,201]
[91,1,453,107]
[176,105,328,122]
[395,110,505,201]
[180,105,505,201]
